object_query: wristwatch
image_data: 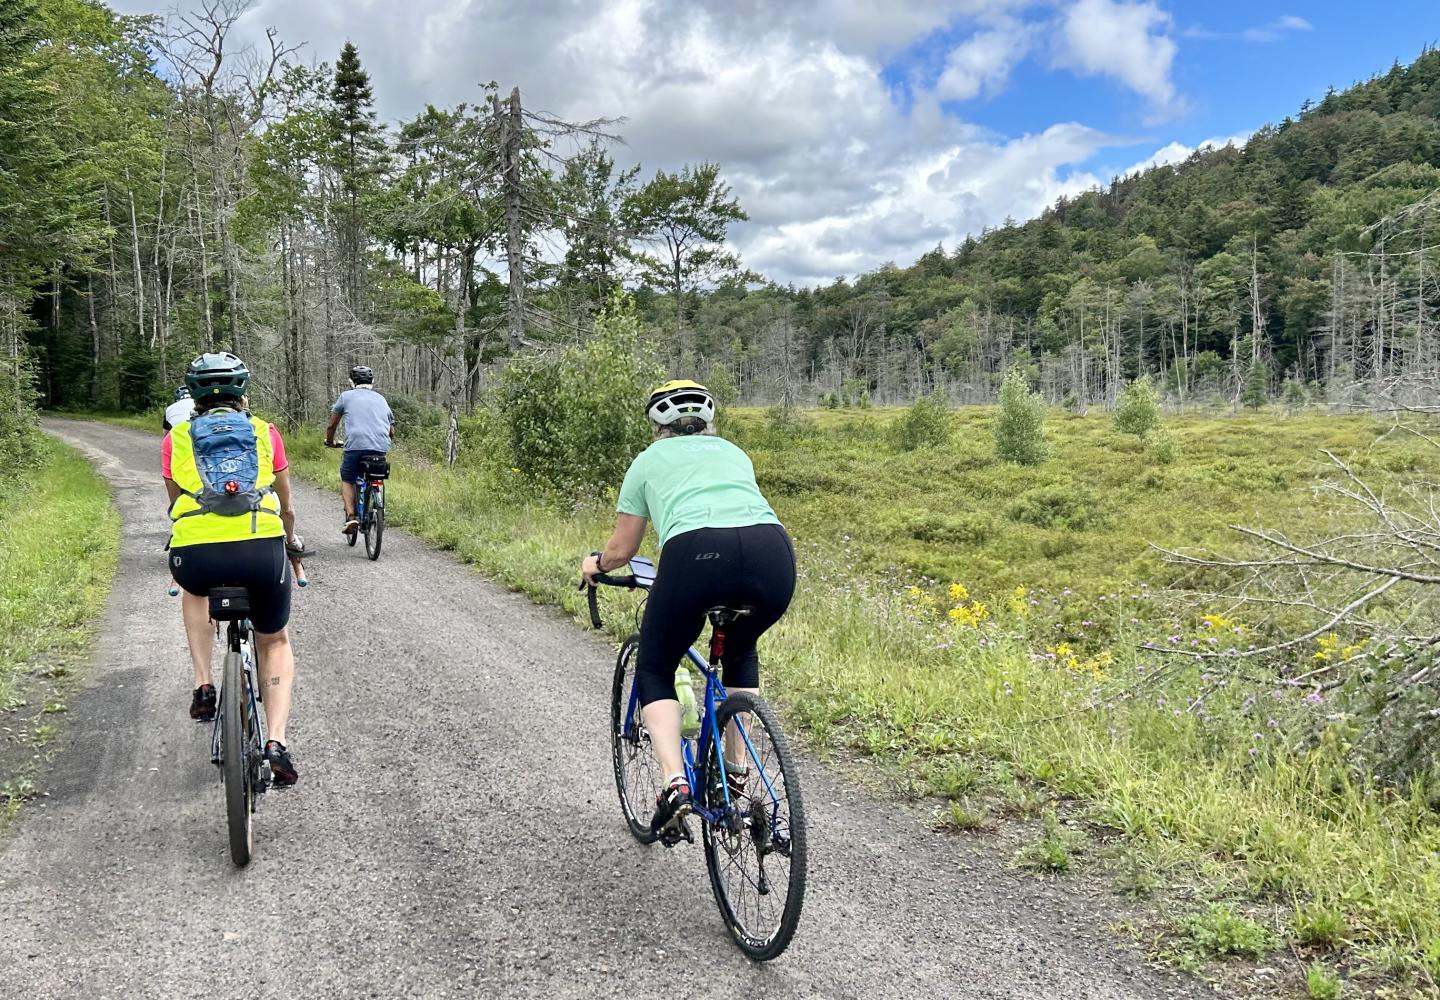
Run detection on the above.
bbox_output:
[590,550,605,573]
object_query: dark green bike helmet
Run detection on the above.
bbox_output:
[184,352,250,401]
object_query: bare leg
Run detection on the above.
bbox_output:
[181,591,213,688]
[724,686,759,771]
[340,481,357,523]
[254,628,295,744]
[642,699,685,780]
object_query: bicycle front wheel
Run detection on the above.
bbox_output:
[220,649,253,867]
[610,635,660,844]
[365,488,384,560]
[701,691,807,961]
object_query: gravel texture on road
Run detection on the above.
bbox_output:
[0,419,1208,999]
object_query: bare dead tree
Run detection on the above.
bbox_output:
[1153,422,1440,782]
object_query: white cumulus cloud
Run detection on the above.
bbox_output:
[1053,0,1182,120]
[106,0,1196,285]
[935,16,1036,101]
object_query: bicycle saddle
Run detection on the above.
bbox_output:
[706,606,753,627]
[208,587,250,621]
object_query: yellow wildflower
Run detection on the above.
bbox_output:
[1008,585,1029,617]
[948,582,969,603]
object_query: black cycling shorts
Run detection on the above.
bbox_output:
[635,523,796,706]
[169,537,292,635]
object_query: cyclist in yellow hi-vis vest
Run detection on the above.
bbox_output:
[162,352,305,786]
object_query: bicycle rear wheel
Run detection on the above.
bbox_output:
[610,634,660,844]
[701,691,807,961]
[365,487,384,560]
[221,649,253,867]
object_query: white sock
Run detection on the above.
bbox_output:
[666,772,687,789]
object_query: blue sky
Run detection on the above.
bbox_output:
[884,0,1440,187]
[113,0,1440,285]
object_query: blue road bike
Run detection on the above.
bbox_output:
[587,557,807,961]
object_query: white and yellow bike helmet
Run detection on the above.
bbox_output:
[646,379,716,432]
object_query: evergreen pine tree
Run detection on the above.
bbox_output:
[328,42,385,314]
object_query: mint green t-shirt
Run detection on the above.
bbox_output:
[616,436,780,548]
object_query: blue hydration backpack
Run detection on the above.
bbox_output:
[181,408,273,525]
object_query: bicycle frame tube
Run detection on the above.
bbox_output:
[211,619,266,774]
[685,647,738,824]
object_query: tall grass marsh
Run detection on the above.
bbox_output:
[204,406,1440,987]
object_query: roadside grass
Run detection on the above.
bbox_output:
[152,407,1440,991]
[0,436,120,821]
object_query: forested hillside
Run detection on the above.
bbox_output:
[2,0,1439,436]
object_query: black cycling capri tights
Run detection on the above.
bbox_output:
[635,523,796,706]
[169,537,293,635]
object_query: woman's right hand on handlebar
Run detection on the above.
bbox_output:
[324,439,343,449]
[580,551,602,588]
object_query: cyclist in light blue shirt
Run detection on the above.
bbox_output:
[325,365,394,534]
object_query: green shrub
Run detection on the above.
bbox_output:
[764,403,817,441]
[1292,902,1349,951]
[1114,375,1162,437]
[904,511,991,544]
[1283,378,1308,415]
[892,394,952,451]
[495,293,663,492]
[387,394,446,440]
[1007,484,1109,530]
[1178,904,1278,960]
[1012,809,1085,873]
[857,390,872,409]
[704,364,739,406]
[1242,361,1269,410]
[1305,962,1342,999]
[1148,426,1179,464]
[994,367,1048,465]
[0,353,39,476]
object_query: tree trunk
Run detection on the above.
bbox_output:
[502,86,526,352]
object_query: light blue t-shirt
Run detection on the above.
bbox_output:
[617,436,780,548]
[331,387,394,453]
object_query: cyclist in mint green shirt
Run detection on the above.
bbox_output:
[581,380,796,842]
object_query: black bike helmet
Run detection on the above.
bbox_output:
[184,352,250,401]
[350,365,374,385]
[173,385,191,402]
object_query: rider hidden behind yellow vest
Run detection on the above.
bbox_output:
[168,411,285,547]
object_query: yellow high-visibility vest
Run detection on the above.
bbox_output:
[167,412,284,547]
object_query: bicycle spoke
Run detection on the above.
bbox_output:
[702,692,804,958]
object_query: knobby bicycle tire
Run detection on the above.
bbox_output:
[610,635,660,844]
[366,488,384,560]
[700,691,807,961]
[221,649,253,867]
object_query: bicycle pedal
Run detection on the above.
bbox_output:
[659,819,693,847]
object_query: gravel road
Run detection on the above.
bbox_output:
[0,419,1208,999]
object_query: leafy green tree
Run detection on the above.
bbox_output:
[995,367,1049,465]
[1114,375,1162,437]
[554,139,638,309]
[893,393,952,451]
[496,293,664,492]
[622,162,748,335]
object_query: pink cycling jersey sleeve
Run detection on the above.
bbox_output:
[161,431,173,479]
[270,424,289,473]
